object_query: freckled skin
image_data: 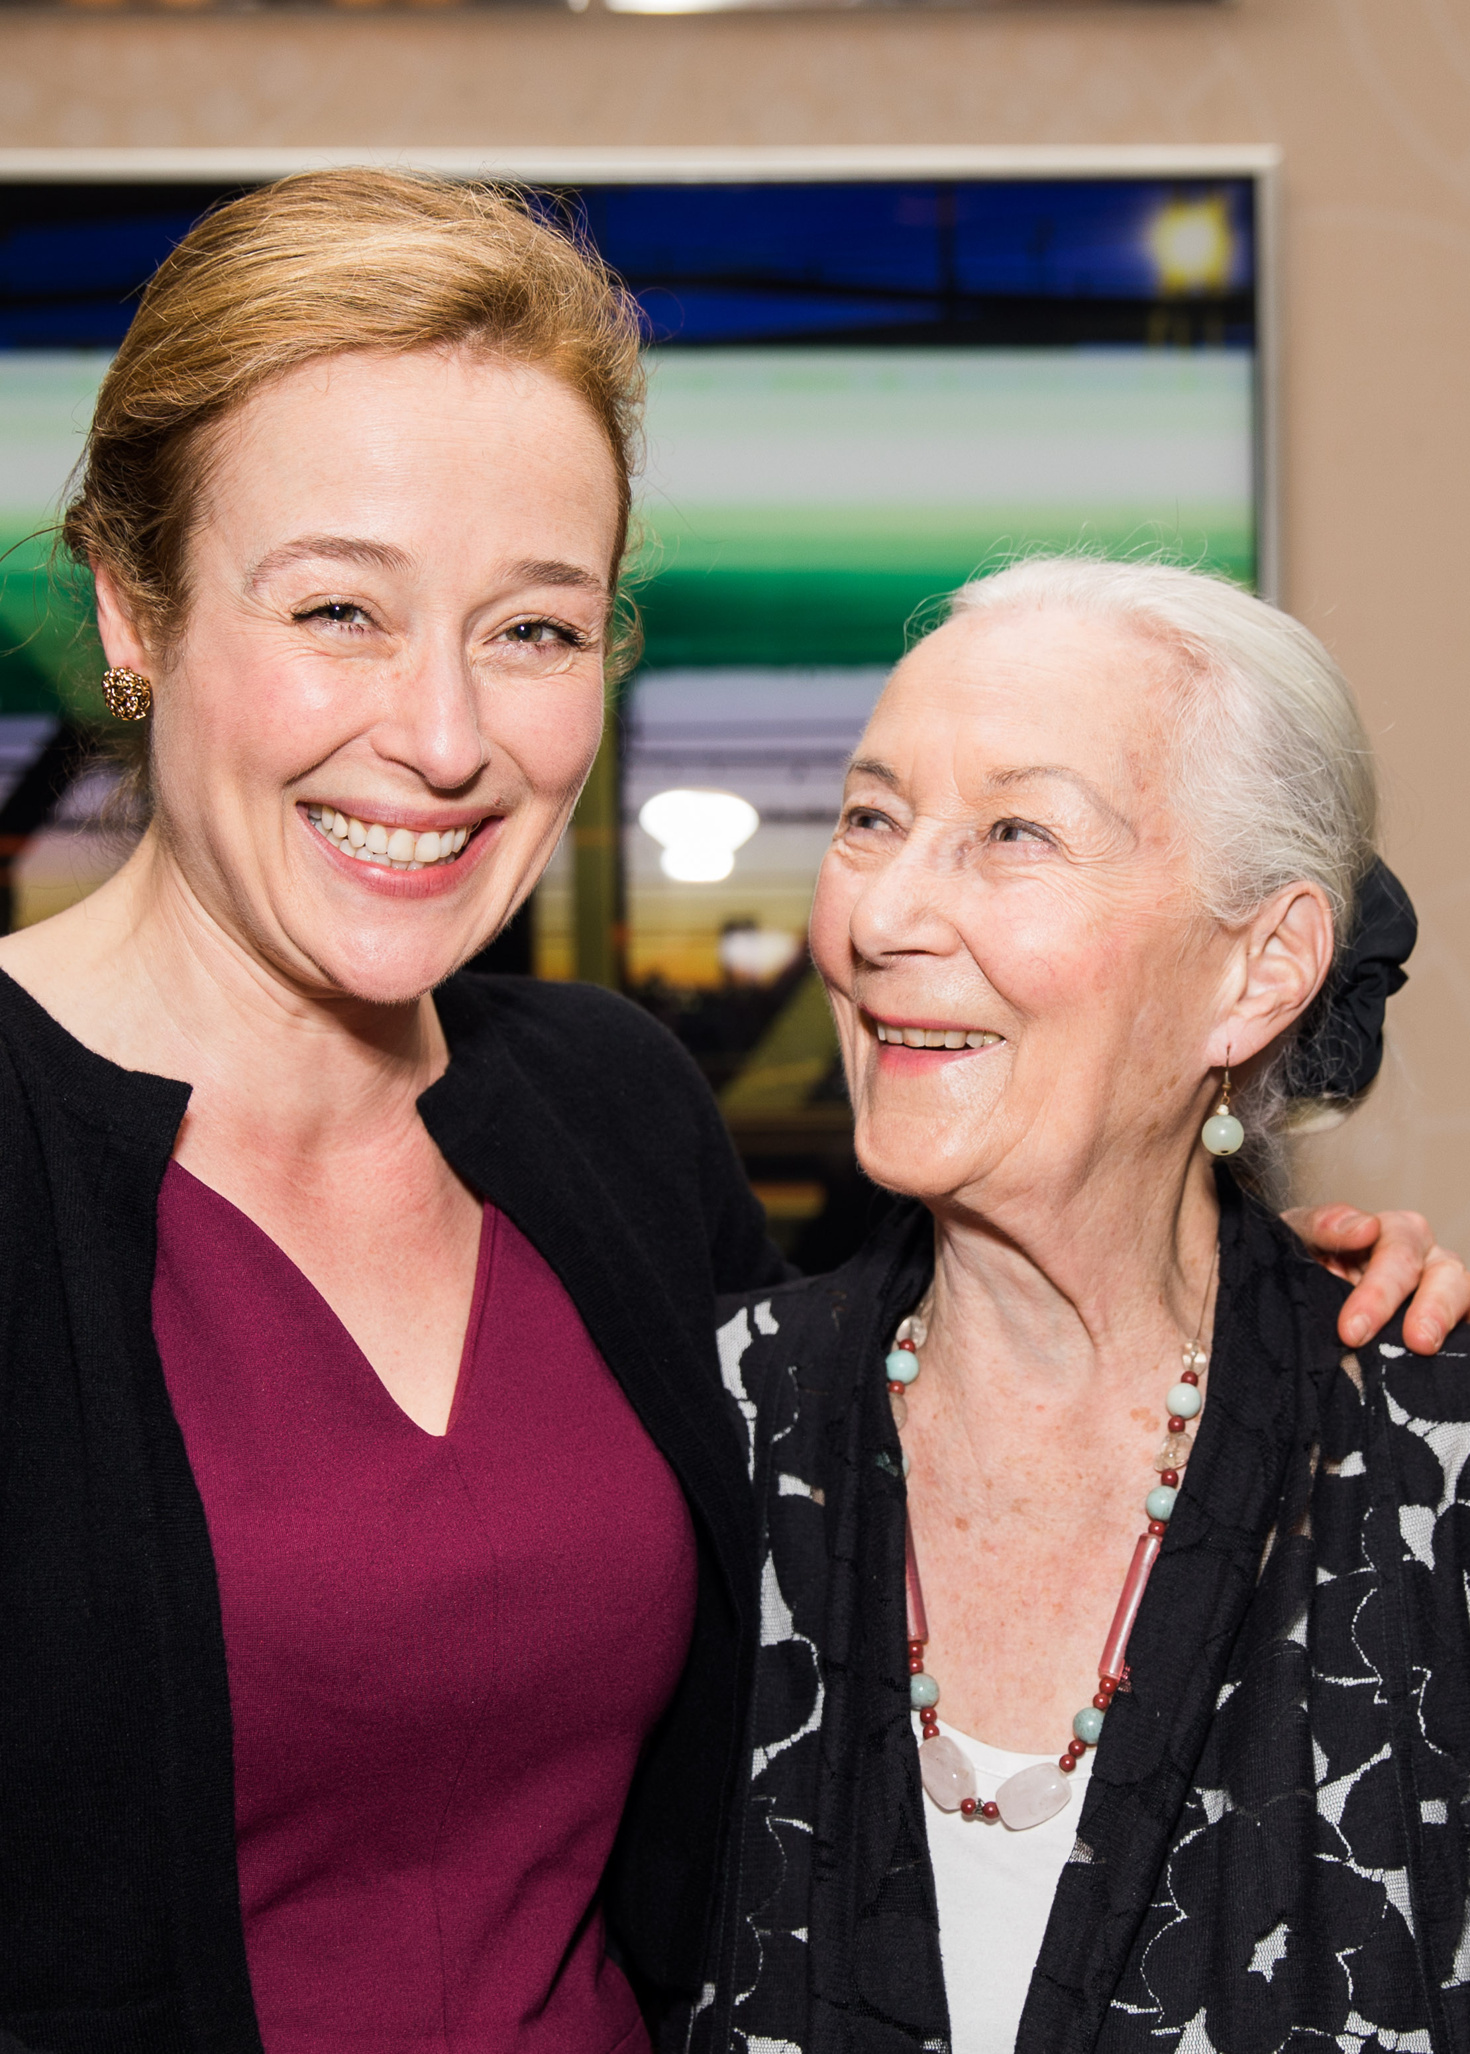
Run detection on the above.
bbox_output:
[808,608,1334,1750]
[0,348,619,1436]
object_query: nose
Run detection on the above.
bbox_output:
[374,626,488,793]
[846,834,960,965]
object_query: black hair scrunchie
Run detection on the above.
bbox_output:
[1282,857,1417,1103]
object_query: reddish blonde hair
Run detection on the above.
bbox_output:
[63,168,645,652]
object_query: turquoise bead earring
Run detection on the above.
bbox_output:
[1201,1062,1244,1157]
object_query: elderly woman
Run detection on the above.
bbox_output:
[699,559,1468,2054]
[0,177,1457,2054]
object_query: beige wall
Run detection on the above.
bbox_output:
[4,0,1469,1238]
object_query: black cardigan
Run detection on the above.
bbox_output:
[691,1180,1470,2053]
[0,967,787,2054]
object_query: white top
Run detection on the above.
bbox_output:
[917,1717,1092,2054]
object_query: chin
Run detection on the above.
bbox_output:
[853,1116,975,1207]
[293,920,488,1008]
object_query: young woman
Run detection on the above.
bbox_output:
[0,182,1456,2054]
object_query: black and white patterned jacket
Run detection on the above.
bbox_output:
[675,1175,1470,2054]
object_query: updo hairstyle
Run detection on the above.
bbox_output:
[946,557,1384,1199]
[63,168,645,656]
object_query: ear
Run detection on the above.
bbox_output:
[92,565,154,675]
[1206,882,1335,1068]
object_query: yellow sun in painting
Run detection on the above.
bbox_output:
[1149,197,1235,295]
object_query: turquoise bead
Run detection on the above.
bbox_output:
[1072,1704,1105,1746]
[886,1348,920,1385]
[1146,1484,1178,1522]
[1166,1382,1202,1420]
[1201,1111,1244,1157]
[910,1672,940,1709]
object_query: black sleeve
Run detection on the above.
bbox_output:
[690,1071,795,1294]
[455,972,796,1294]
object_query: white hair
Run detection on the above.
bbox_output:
[942,557,1381,1196]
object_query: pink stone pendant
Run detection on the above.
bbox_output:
[993,1762,1071,1830]
[919,1734,977,1812]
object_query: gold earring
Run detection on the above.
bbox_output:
[101,667,152,721]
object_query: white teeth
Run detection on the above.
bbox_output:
[306,807,478,871]
[873,1019,1002,1050]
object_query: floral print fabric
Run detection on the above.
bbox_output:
[677,1182,1470,2054]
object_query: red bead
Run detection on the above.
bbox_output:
[1059,1754,1076,1772]
[959,1797,978,1817]
[1097,1675,1117,1695]
[889,1381,907,1395]
[908,1638,925,1654]
[1068,1738,1088,1758]
[1168,1416,1187,1434]
[1181,1368,1199,1385]
[1092,1691,1111,1711]
[1148,1519,1168,1537]
[896,1338,917,1352]
[909,1656,925,1674]
[1160,1469,1179,1488]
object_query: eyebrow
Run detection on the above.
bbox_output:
[247,536,412,590]
[513,558,608,597]
[844,756,1132,832]
[846,756,902,789]
[247,539,607,599]
[989,763,1127,826]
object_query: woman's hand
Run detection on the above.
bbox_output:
[1284,1205,1470,1354]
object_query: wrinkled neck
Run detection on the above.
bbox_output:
[922,1146,1221,1397]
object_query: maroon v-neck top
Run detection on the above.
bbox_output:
[151,1162,697,2054]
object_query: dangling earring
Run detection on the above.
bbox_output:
[1201,1062,1245,1157]
[101,667,152,721]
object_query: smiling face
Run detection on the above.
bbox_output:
[98,346,618,1005]
[810,606,1253,1216]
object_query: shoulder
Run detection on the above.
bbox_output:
[0,967,189,1147]
[437,972,721,1124]
[1319,1314,1470,1600]
[716,1204,932,1412]
[717,1268,864,1369]
[1360,1310,1470,1429]
[441,970,705,1073]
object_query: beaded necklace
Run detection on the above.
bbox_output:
[887,1302,1208,1831]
